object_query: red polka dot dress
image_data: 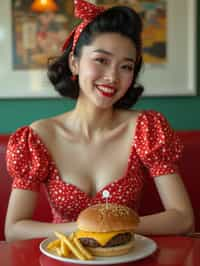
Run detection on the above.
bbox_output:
[6,111,183,223]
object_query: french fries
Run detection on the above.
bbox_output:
[61,239,70,257]
[55,231,85,260]
[73,235,93,260]
[46,239,60,250]
[55,246,63,257]
[46,231,93,261]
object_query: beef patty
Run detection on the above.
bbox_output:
[79,232,132,248]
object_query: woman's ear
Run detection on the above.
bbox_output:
[68,52,79,75]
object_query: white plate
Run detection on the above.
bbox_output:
[40,234,157,265]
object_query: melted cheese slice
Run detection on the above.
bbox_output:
[75,230,128,246]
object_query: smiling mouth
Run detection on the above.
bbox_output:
[96,85,116,98]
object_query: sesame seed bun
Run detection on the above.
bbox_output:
[76,203,140,257]
[77,203,140,232]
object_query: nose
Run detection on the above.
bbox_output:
[104,66,119,83]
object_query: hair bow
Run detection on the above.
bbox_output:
[62,0,105,52]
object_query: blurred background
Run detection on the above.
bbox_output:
[0,0,199,133]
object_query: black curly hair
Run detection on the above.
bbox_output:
[48,5,144,109]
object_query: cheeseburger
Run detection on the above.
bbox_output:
[75,203,140,257]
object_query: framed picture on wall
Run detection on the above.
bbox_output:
[0,0,76,98]
[0,0,197,98]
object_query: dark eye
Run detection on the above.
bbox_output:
[122,65,134,71]
[95,58,108,64]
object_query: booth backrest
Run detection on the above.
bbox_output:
[0,136,11,241]
[0,131,200,240]
[138,131,200,231]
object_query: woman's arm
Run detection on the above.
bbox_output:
[135,173,194,235]
[5,189,77,242]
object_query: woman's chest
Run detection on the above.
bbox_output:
[47,146,144,222]
[48,127,135,195]
[43,121,145,221]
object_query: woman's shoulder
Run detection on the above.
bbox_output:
[30,113,66,140]
[31,117,55,134]
[117,109,172,141]
[116,108,140,122]
[30,112,70,131]
[117,109,163,125]
[29,116,63,152]
[120,109,169,124]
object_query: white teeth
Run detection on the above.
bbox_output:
[97,86,115,94]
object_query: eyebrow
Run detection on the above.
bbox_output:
[92,49,136,63]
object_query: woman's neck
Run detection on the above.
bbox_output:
[69,100,116,141]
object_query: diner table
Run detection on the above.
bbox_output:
[0,235,199,266]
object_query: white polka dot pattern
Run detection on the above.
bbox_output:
[6,127,49,191]
[134,110,183,177]
[6,110,183,223]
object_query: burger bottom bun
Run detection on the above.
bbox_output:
[87,238,135,257]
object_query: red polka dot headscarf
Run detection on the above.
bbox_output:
[62,0,105,53]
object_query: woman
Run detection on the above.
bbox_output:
[5,0,194,241]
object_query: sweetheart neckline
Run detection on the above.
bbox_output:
[51,165,135,200]
[28,112,142,198]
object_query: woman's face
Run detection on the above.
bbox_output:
[72,33,137,109]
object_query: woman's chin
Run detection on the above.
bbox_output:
[93,99,115,110]
[91,94,117,109]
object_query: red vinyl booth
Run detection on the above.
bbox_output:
[0,131,200,240]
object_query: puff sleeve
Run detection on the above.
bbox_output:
[6,126,49,192]
[134,110,183,177]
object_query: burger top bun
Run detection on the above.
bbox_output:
[77,203,140,232]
